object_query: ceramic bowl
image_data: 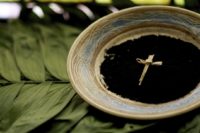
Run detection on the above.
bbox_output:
[67,6,200,120]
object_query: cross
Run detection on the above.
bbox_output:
[136,54,163,86]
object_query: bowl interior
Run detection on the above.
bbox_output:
[67,6,200,120]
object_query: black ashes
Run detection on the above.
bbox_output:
[100,35,200,104]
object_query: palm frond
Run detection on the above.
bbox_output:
[0,21,150,133]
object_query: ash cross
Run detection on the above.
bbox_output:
[136,54,163,86]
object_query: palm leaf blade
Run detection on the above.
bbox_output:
[35,25,69,81]
[13,33,45,81]
[0,83,23,121]
[0,46,21,82]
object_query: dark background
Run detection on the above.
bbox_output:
[1,0,200,28]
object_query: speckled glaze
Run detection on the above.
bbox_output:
[67,6,200,120]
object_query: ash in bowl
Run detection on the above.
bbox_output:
[100,35,200,104]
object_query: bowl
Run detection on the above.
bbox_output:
[67,6,200,120]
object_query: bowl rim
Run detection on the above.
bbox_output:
[67,6,200,120]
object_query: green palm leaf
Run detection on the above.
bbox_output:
[0,28,21,82]
[14,34,45,81]
[0,83,23,120]
[0,21,82,133]
[0,47,21,82]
